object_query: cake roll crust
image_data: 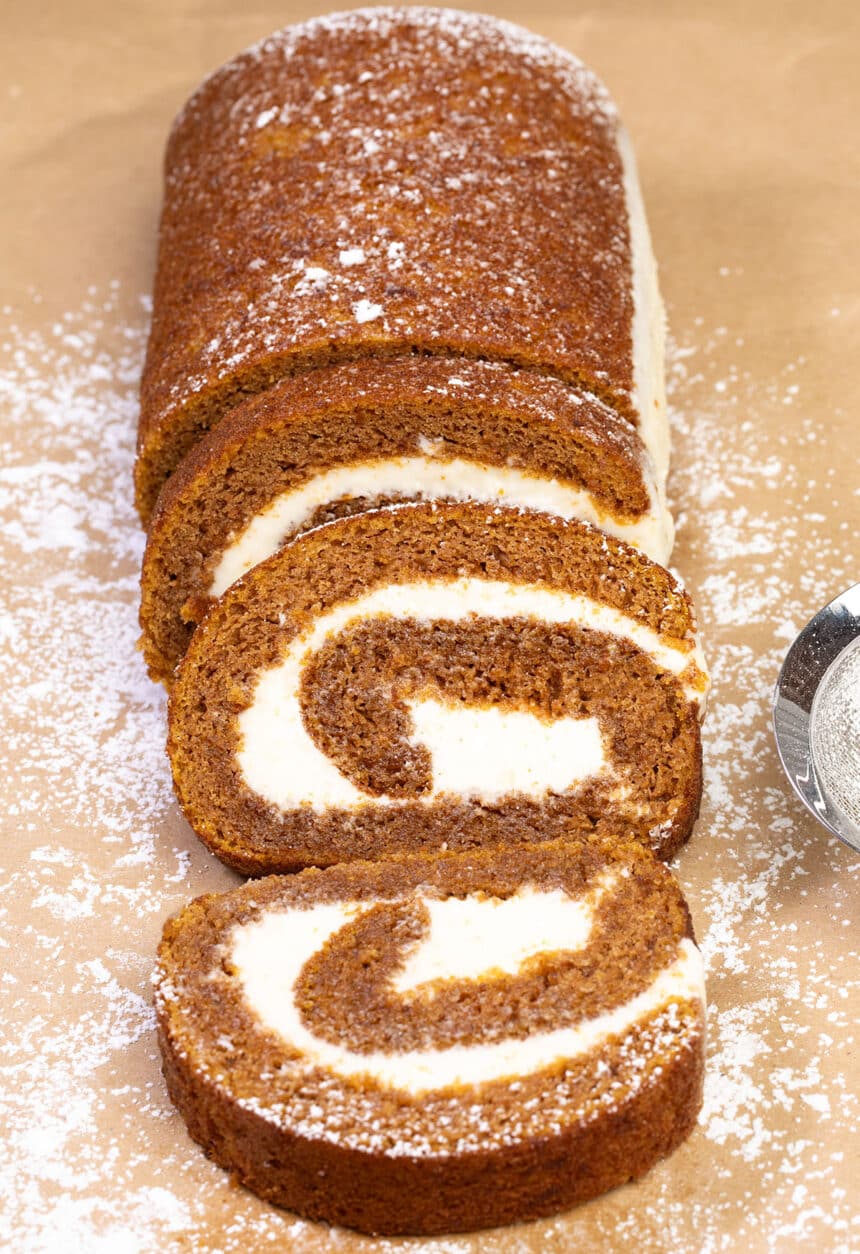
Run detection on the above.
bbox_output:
[154,840,706,1235]
[136,8,650,519]
[167,503,706,874]
[140,356,669,684]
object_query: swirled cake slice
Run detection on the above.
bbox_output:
[154,839,706,1234]
[167,502,707,874]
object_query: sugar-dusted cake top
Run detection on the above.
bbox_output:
[138,8,637,515]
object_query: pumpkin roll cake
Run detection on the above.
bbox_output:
[154,839,706,1234]
[167,503,707,876]
[140,356,672,684]
[136,7,667,521]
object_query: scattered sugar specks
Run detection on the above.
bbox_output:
[1,286,858,1253]
[0,289,227,1254]
[352,298,384,323]
[661,315,859,1251]
[149,8,629,437]
[254,105,278,129]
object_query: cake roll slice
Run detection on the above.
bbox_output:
[154,840,706,1235]
[167,503,707,875]
[140,357,672,684]
[136,8,666,521]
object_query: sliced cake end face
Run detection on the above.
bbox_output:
[167,502,707,875]
[140,357,672,684]
[134,9,658,520]
[154,839,706,1235]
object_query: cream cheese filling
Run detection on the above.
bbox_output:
[229,886,705,1093]
[235,576,707,812]
[618,125,670,490]
[209,455,673,598]
[391,873,617,991]
[406,698,604,801]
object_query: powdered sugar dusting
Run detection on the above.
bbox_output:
[139,4,636,511]
[810,640,860,828]
[1,286,858,1250]
[663,311,859,1250]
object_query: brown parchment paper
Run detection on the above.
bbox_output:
[1,2,858,1250]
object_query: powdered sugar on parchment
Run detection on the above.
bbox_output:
[664,304,859,1252]
[0,284,858,1252]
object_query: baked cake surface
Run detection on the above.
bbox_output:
[154,839,706,1235]
[167,502,707,875]
[140,356,671,683]
[135,7,666,520]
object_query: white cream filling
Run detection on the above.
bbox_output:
[618,125,670,492]
[392,875,617,991]
[230,888,705,1093]
[406,699,604,802]
[236,576,707,812]
[209,455,672,598]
